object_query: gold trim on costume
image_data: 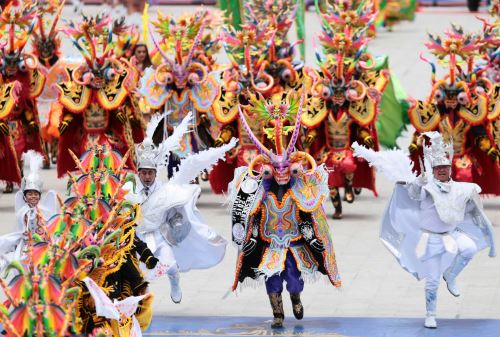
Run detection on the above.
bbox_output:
[55,69,91,113]
[0,82,19,119]
[96,70,130,110]
[348,97,376,126]
[301,95,328,128]
[488,84,500,121]
[212,89,239,124]
[29,68,46,98]
[408,98,440,132]
[457,96,488,125]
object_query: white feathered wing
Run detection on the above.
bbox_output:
[169,138,238,185]
[352,142,416,183]
[157,111,193,166]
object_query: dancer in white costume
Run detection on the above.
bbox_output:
[125,112,236,303]
[0,151,59,270]
[353,132,496,329]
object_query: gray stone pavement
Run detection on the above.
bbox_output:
[0,5,499,321]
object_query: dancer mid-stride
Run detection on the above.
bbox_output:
[229,91,341,328]
[125,112,234,304]
[354,132,496,329]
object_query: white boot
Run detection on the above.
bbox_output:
[424,315,437,329]
[168,272,182,304]
[424,289,437,329]
[443,254,471,297]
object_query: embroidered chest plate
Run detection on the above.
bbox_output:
[457,96,488,125]
[261,193,300,247]
[189,74,221,112]
[96,70,130,110]
[326,111,351,150]
[166,91,191,126]
[56,81,91,113]
[84,102,109,132]
[29,68,46,98]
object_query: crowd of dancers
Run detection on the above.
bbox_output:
[0,0,498,335]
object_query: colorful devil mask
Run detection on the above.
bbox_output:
[319,0,376,33]
[222,0,304,96]
[61,13,137,89]
[149,10,212,90]
[308,24,373,106]
[422,25,489,108]
[238,90,316,185]
[32,0,64,64]
[0,3,38,77]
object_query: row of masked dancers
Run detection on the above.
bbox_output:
[0,0,498,335]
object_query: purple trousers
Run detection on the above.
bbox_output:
[265,250,304,294]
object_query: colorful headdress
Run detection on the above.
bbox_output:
[423,25,482,92]
[32,0,65,63]
[0,2,39,76]
[316,2,374,75]
[245,0,297,39]
[222,26,273,93]
[238,90,316,184]
[423,131,453,168]
[318,0,376,33]
[0,145,145,336]
[61,13,138,87]
[149,9,209,89]
[243,0,305,59]
[309,24,374,105]
[135,112,192,170]
[152,8,224,62]
[476,14,500,83]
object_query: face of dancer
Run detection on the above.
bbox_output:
[433,165,451,182]
[139,168,156,187]
[134,45,148,63]
[24,190,41,207]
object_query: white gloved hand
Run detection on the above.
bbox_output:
[416,174,428,186]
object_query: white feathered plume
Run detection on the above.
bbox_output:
[137,112,192,169]
[421,131,451,172]
[157,111,193,165]
[144,112,165,143]
[21,150,44,192]
[352,142,416,183]
[170,138,238,185]
[22,150,44,175]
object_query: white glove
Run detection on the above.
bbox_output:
[416,174,428,186]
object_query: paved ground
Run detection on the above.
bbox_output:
[0,3,499,336]
[144,316,500,336]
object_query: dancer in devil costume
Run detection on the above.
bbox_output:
[302,5,388,218]
[140,9,222,159]
[210,0,305,194]
[54,13,144,178]
[0,2,46,193]
[32,0,70,167]
[229,90,340,328]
